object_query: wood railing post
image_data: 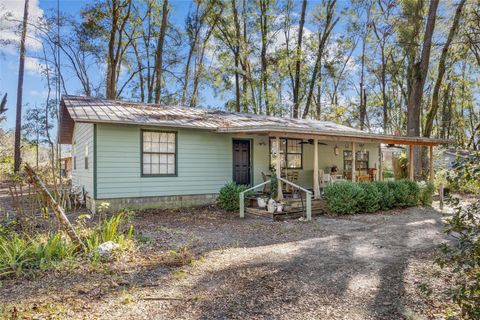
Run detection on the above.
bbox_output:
[306,192,312,221]
[239,192,245,218]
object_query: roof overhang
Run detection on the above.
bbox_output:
[217,126,448,146]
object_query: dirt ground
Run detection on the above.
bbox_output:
[0,198,457,320]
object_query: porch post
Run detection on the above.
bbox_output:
[276,136,283,201]
[313,138,320,199]
[409,144,414,180]
[429,145,434,183]
[351,142,356,182]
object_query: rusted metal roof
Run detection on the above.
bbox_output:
[58,95,447,146]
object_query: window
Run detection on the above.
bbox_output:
[84,145,89,170]
[270,138,302,169]
[142,131,176,176]
[343,150,369,172]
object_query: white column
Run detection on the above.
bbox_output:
[313,138,320,199]
[351,142,356,182]
[276,136,283,201]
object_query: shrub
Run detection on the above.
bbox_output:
[217,182,251,212]
[373,181,395,210]
[388,180,409,207]
[324,181,365,215]
[325,179,421,215]
[398,179,420,206]
[358,182,381,213]
[418,181,435,206]
[446,152,480,194]
[436,199,480,319]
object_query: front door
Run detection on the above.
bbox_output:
[232,140,251,185]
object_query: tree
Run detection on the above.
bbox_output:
[292,0,307,118]
[423,0,467,138]
[0,93,7,122]
[14,0,29,173]
[23,105,53,168]
[153,0,169,104]
[302,0,338,119]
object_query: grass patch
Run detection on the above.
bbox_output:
[159,247,193,268]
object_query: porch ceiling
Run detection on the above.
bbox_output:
[219,127,448,146]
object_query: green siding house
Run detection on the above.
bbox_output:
[58,96,444,212]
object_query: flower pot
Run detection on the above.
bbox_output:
[257,198,266,208]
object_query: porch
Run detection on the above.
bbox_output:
[234,131,442,221]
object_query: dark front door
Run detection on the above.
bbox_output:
[233,140,251,185]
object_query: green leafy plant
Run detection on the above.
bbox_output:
[373,181,395,210]
[217,182,252,212]
[324,181,365,215]
[358,182,381,213]
[418,181,435,206]
[325,179,422,215]
[436,199,480,319]
[446,152,480,194]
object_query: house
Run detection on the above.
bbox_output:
[58,95,446,212]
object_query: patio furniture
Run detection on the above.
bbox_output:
[285,171,299,193]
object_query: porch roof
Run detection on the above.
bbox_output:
[59,95,447,146]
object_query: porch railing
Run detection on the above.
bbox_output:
[239,177,312,221]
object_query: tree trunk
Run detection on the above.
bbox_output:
[154,0,169,104]
[259,0,270,115]
[292,0,307,118]
[359,3,371,130]
[232,0,241,112]
[423,0,466,138]
[406,0,439,178]
[14,0,29,173]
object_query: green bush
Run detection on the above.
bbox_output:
[418,182,435,206]
[436,199,480,319]
[388,180,410,207]
[325,179,422,215]
[358,182,381,213]
[217,182,251,212]
[324,181,365,215]
[373,181,395,210]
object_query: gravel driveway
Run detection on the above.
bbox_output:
[0,205,452,319]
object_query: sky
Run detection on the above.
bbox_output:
[0,0,231,131]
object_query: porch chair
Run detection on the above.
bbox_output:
[285,171,299,193]
[318,169,331,192]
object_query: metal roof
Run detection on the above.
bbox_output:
[58,95,447,146]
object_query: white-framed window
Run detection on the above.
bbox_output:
[142,130,177,176]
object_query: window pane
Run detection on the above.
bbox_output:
[144,141,152,152]
[287,154,301,168]
[160,132,168,143]
[151,163,160,174]
[160,154,167,164]
[153,132,161,142]
[167,164,175,174]
[151,142,160,153]
[287,139,301,153]
[143,154,151,164]
[144,132,152,142]
[167,142,175,153]
[159,142,168,152]
[159,164,168,174]
[167,154,175,165]
[143,164,151,174]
